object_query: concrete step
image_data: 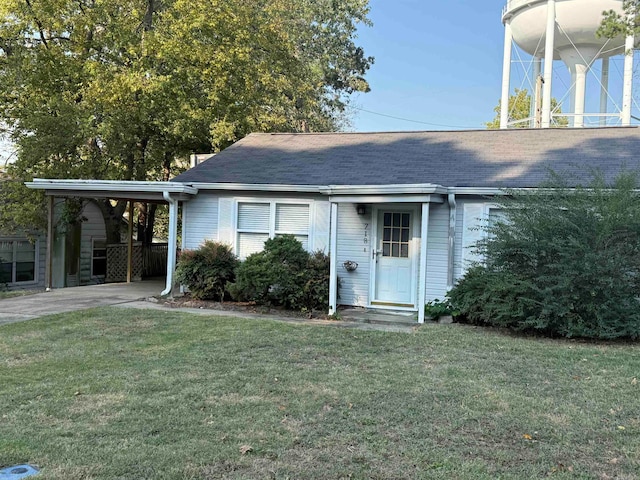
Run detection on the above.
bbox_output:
[339,308,418,326]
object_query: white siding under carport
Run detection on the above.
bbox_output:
[79,201,106,285]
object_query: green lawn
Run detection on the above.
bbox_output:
[1,308,638,479]
[0,289,41,299]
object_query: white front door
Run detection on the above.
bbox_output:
[372,209,416,307]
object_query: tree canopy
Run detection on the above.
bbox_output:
[0,0,373,239]
[598,0,640,38]
[486,88,567,129]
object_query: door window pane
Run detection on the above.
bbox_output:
[381,212,411,258]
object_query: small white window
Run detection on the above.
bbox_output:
[0,239,37,285]
[236,201,310,258]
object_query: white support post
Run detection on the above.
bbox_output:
[622,33,635,126]
[600,56,610,126]
[541,0,556,128]
[46,195,54,291]
[328,202,339,315]
[500,21,513,129]
[531,58,542,127]
[418,203,429,324]
[162,192,179,297]
[127,200,133,283]
[573,64,588,128]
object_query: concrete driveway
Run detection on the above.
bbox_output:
[0,280,165,326]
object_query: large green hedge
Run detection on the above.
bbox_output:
[227,235,330,312]
[175,241,238,300]
[448,171,640,340]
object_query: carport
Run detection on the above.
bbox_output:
[25,179,198,296]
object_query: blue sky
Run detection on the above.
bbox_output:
[350,0,510,132]
[350,0,640,132]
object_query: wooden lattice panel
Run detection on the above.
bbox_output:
[106,243,143,283]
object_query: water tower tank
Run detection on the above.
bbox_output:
[500,0,635,128]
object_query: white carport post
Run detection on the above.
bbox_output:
[162,192,179,297]
[328,202,339,315]
[45,195,54,291]
[418,203,429,324]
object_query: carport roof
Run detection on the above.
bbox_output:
[25,179,198,201]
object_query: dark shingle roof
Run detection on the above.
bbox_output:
[172,127,640,188]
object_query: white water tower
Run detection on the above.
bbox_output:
[500,0,635,128]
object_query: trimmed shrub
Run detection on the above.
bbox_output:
[175,241,238,300]
[448,171,640,340]
[228,235,330,312]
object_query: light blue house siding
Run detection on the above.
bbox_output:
[182,194,467,309]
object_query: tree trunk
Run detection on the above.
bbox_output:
[96,199,127,244]
[146,203,158,244]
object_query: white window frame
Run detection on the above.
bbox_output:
[234,198,314,258]
[91,238,107,278]
[0,238,39,286]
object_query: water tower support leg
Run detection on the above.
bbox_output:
[622,34,634,126]
[500,21,513,129]
[574,64,588,128]
[531,58,542,127]
[569,70,577,126]
[600,57,609,126]
[542,0,556,128]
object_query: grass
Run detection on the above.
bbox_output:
[0,289,41,299]
[0,308,639,479]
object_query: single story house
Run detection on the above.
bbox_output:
[27,127,640,322]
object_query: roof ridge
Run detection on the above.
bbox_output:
[246,126,639,137]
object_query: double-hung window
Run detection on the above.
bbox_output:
[0,239,37,285]
[236,201,310,258]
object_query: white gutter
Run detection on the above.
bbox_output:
[26,178,198,195]
[189,182,322,193]
[447,193,457,289]
[191,182,449,195]
[450,187,510,196]
[162,191,179,296]
[322,184,448,195]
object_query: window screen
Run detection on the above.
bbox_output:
[236,202,310,258]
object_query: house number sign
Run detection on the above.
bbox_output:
[363,223,369,252]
